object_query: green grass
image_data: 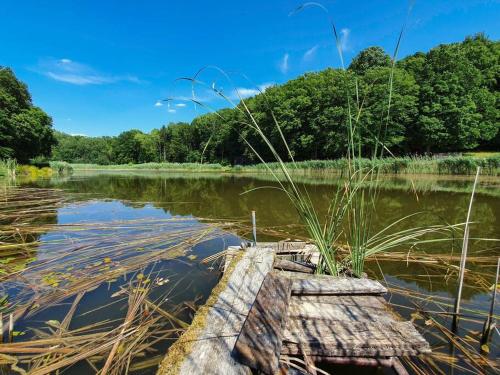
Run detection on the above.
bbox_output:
[69,155,500,176]
[71,162,229,172]
[0,159,17,178]
[49,161,74,175]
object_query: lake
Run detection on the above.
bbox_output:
[1,171,499,374]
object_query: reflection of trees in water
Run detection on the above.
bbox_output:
[44,174,500,295]
[0,187,59,275]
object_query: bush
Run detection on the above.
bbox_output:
[49,161,74,175]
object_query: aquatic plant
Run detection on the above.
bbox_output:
[0,186,235,373]
[0,158,17,178]
[180,3,470,278]
[49,160,74,175]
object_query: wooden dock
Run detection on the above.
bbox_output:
[158,242,430,375]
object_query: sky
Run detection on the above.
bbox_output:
[1,0,499,137]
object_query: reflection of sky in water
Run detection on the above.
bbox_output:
[6,174,498,374]
[36,201,200,260]
[56,200,174,223]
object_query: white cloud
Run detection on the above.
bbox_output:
[155,101,163,107]
[233,82,275,99]
[38,58,141,85]
[235,87,259,98]
[167,108,176,113]
[279,53,289,74]
[175,103,187,107]
[340,28,351,51]
[259,82,274,91]
[70,133,87,137]
[303,45,318,61]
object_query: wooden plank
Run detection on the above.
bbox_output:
[274,258,315,274]
[258,243,319,263]
[233,272,292,374]
[278,272,387,295]
[257,241,308,252]
[288,295,393,323]
[175,246,275,375]
[282,319,431,357]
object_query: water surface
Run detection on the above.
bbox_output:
[1,171,499,374]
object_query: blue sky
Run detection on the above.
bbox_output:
[1,0,498,136]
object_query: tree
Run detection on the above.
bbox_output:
[49,35,500,164]
[112,130,145,164]
[0,67,56,162]
[349,47,391,75]
[402,35,499,152]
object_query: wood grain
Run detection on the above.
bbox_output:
[274,258,315,274]
[282,319,431,357]
[278,272,387,295]
[175,246,275,375]
[233,272,292,374]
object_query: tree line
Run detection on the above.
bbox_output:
[0,68,55,162]
[2,34,498,166]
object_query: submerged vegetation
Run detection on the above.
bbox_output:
[0,186,239,373]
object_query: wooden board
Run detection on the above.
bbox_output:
[257,242,308,252]
[233,272,292,374]
[274,258,315,274]
[282,319,431,357]
[175,246,275,375]
[288,295,393,323]
[278,271,387,295]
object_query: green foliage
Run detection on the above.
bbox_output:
[48,35,498,169]
[49,161,74,175]
[52,132,113,164]
[401,34,499,152]
[0,158,17,177]
[0,67,56,162]
[348,46,391,74]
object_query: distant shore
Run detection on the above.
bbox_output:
[69,154,500,176]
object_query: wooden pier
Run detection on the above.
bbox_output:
[158,242,430,375]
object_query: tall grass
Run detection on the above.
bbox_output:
[49,161,74,175]
[67,156,500,176]
[0,158,17,178]
[71,162,227,171]
[240,156,500,176]
[183,3,467,277]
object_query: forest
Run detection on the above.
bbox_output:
[2,34,499,166]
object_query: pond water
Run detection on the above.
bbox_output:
[1,171,499,374]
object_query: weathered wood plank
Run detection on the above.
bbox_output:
[258,243,319,263]
[175,246,275,375]
[282,319,431,357]
[278,272,387,295]
[288,295,393,323]
[233,272,292,374]
[274,258,315,274]
[257,242,308,251]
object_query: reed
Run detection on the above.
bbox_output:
[0,159,17,178]
[181,2,470,277]
[49,161,73,175]
[71,162,227,171]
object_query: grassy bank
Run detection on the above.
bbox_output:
[71,155,500,176]
[0,160,73,178]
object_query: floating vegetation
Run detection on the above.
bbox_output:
[0,185,236,373]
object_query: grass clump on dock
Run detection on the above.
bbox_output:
[183,3,469,278]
